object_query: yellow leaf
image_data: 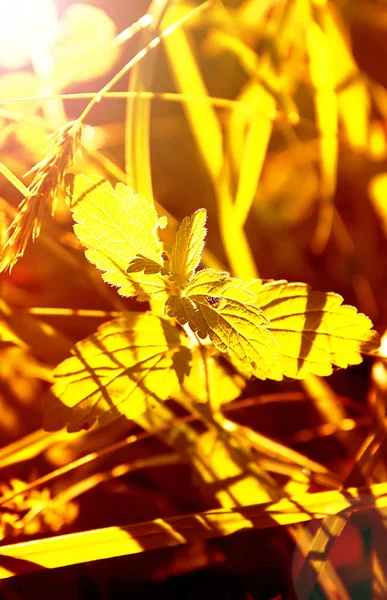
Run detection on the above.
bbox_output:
[180,346,244,407]
[66,174,167,301]
[47,312,191,432]
[127,255,165,275]
[248,279,380,378]
[169,208,207,288]
[167,269,282,381]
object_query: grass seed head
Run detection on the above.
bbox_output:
[0,121,82,272]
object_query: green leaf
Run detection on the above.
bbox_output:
[248,279,380,378]
[166,269,283,381]
[66,174,167,301]
[47,312,191,432]
[169,208,207,288]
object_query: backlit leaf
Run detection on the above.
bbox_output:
[66,174,167,301]
[167,269,282,381]
[248,279,380,378]
[180,346,244,407]
[127,254,164,275]
[47,312,191,432]
[169,208,207,288]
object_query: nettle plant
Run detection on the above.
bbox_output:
[47,174,380,432]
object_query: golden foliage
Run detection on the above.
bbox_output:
[0,0,386,595]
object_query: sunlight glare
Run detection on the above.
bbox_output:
[0,0,57,70]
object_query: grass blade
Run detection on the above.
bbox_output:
[162,3,257,280]
[307,10,338,252]
[0,481,386,579]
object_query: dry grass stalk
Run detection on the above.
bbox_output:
[0,121,82,272]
